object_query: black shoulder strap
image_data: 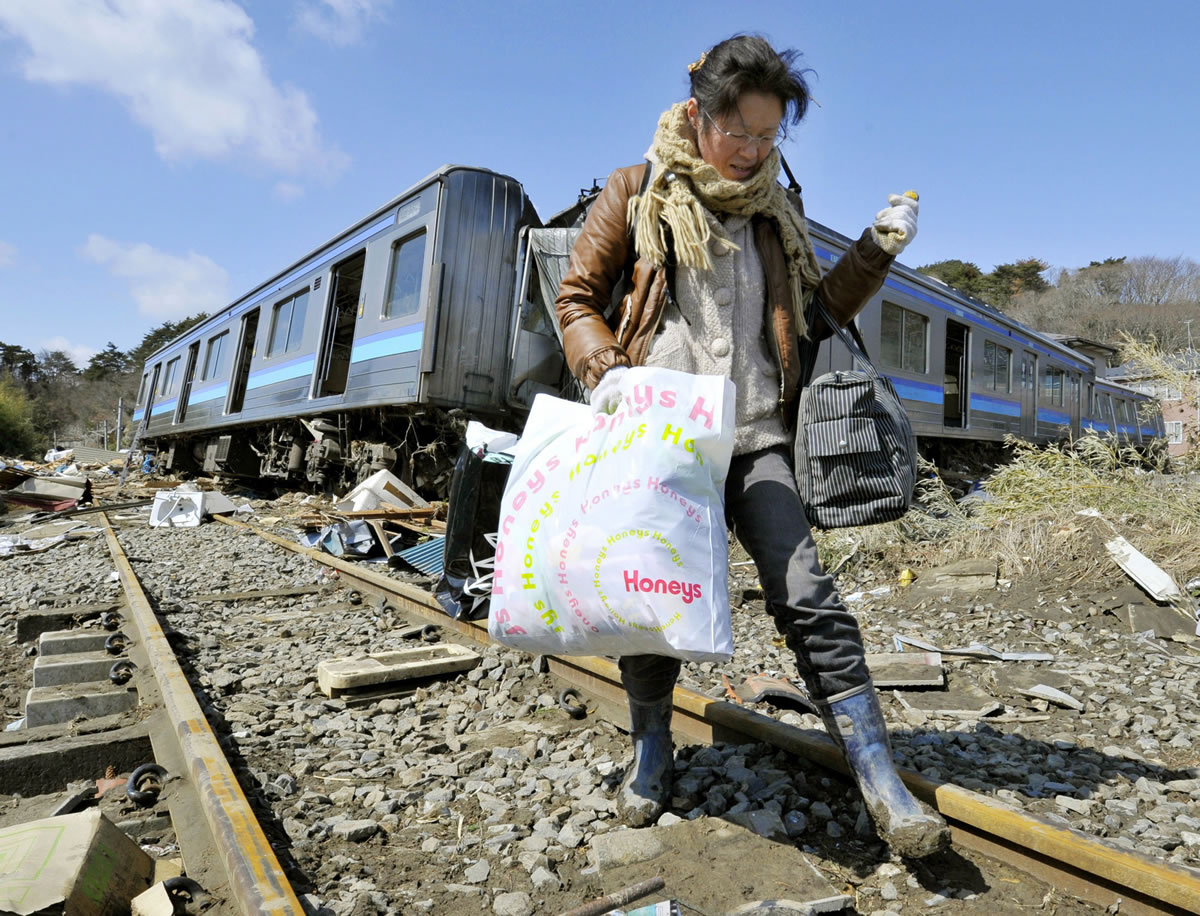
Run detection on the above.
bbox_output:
[780,154,802,194]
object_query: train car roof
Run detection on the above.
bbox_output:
[144,164,528,363]
[805,218,1100,374]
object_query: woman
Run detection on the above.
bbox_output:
[554,34,947,859]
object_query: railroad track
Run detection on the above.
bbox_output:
[4,507,1199,914]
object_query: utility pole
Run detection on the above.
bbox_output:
[116,397,123,449]
[1184,318,1194,351]
[103,420,109,451]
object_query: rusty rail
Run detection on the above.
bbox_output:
[103,515,305,915]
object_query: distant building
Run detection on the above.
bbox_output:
[1106,350,1200,459]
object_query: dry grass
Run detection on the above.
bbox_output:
[816,435,1200,593]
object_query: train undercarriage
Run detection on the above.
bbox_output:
[150,406,493,499]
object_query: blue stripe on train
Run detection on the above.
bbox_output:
[885,375,942,404]
[351,323,425,363]
[246,356,315,391]
[150,398,178,416]
[188,382,228,405]
[1037,407,1070,426]
[971,395,1021,417]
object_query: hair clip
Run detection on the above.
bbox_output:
[687,51,707,74]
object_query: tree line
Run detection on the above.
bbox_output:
[917,255,1200,352]
[0,314,207,458]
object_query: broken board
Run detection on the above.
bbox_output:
[317,644,480,698]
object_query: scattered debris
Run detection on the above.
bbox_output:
[893,634,1053,662]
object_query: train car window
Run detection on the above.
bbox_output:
[135,372,150,407]
[982,341,1012,392]
[161,357,179,396]
[383,231,427,319]
[880,302,928,373]
[201,331,229,381]
[268,290,310,356]
[1086,383,1094,415]
[1040,366,1064,406]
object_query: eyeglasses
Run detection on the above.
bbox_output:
[701,109,784,150]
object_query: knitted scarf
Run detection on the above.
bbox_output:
[628,102,822,337]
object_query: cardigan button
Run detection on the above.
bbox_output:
[712,338,730,358]
[711,239,731,257]
[715,287,733,306]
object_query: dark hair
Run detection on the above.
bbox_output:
[688,34,813,128]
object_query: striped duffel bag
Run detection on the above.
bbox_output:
[793,299,917,530]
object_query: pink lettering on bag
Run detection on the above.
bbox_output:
[622,569,702,604]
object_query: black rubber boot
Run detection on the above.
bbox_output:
[618,695,674,827]
[819,684,950,858]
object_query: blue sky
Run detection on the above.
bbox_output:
[1,0,1197,368]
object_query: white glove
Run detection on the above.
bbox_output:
[589,366,628,414]
[871,191,919,256]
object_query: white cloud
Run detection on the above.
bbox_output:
[82,234,231,320]
[39,336,97,369]
[274,180,305,202]
[0,0,348,175]
[297,0,391,46]
[0,241,15,267]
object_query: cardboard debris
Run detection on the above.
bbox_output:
[1105,535,1183,603]
[0,808,155,915]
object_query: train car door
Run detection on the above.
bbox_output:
[943,320,969,428]
[1020,351,1037,438]
[174,342,200,423]
[227,309,260,414]
[314,251,365,398]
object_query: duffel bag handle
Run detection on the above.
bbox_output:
[807,294,883,385]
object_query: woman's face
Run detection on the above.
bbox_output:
[687,91,784,182]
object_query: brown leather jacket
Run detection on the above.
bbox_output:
[555,163,894,422]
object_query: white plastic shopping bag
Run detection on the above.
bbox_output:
[489,367,736,661]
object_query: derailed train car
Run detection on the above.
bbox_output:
[133,164,1162,496]
[132,166,564,493]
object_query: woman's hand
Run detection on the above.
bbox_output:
[871,191,919,256]
[589,366,628,414]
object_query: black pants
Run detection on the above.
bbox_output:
[619,444,870,703]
